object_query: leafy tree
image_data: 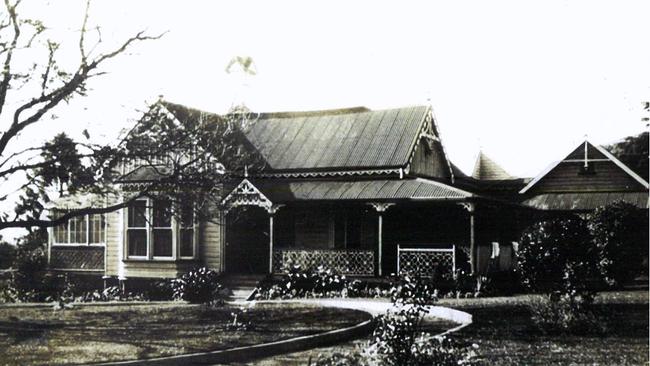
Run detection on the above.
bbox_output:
[517,215,599,297]
[604,132,649,182]
[589,201,649,286]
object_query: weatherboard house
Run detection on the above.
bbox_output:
[46,103,649,284]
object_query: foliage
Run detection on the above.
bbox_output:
[255,264,348,299]
[171,267,223,304]
[0,241,15,269]
[315,273,480,366]
[146,279,175,301]
[516,215,599,296]
[7,246,53,301]
[604,132,648,181]
[589,200,649,286]
[227,306,253,331]
[529,294,605,335]
[0,0,162,231]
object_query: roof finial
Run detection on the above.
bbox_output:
[244,164,248,178]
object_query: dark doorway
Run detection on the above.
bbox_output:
[225,207,269,274]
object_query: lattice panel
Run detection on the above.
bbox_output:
[273,249,375,276]
[50,246,104,270]
[398,250,455,279]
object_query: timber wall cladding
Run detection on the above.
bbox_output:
[50,246,104,270]
[532,161,643,193]
[105,208,121,276]
[202,213,223,271]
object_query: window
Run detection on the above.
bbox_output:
[52,211,105,245]
[152,199,173,258]
[179,202,195,258]
[127,200,148,257]
[126,198,197,260]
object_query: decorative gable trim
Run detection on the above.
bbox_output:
[257,168,401,178]
[404,108,455,182]
[221,178,273,211]
[520,140,649,194]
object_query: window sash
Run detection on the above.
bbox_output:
[125,198,198,260]
[51,211,105,245]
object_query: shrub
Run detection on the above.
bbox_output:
[255,265,348,299]
[171,267,223,304]
[315,273,479,366]
[589,201,649,286]
[5,246,64,302]
[0,242,16,269]
[517,215,599,295]
[147,279,175,301]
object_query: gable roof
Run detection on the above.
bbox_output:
[244,105,432,173]
[161,101,448,177]
[471,151,513,180]
[520,140,649,194]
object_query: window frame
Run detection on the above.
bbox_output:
[51,211,106,247]
[126,198,150,259]
[179,202,198,260]
[124,197,199,261]
[152,199,174,260]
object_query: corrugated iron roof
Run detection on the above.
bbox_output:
[254,178,473,202]
[471,151,513,180]
[522,192,649,211]
[245,105,430,172]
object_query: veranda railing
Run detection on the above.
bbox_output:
[273,248,375,276]
[397,244,456,280]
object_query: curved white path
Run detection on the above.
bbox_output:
[247,298,472,328]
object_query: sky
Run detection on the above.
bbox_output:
[1,0,649,240]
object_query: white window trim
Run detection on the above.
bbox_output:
[51,212,106,247]
[125,198,198,261]
[152,199,174,260]
[179,204,198,260]
[126,198,149,260]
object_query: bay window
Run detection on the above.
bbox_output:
[126,198,197,260]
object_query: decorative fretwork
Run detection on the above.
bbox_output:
[222,178,272,211]
[368,202,395,213]
[273,249,375,276]
[397,245,456,280]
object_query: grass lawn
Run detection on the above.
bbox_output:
[0,302,370,366]
[224,316,460,366]
[449,291,649,365]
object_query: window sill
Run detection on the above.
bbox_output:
[52,243,105,247]
[122,258,200,263]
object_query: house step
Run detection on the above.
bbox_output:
[220,274,266,288]
[220,274,265,301]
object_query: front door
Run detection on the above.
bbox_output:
[225,207,269,274]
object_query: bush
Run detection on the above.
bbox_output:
[255,265,348,299]
[0,242,16,269]
[5,246,64,302]
[146,279,175,301]
[171,267,223,304]
[589,201,649,286]
[315,273,479,366]
[517,215,599,295]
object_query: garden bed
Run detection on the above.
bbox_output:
[452,291,649,365]
[0,302,370,365]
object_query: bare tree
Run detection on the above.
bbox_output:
[0,0,166,230]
